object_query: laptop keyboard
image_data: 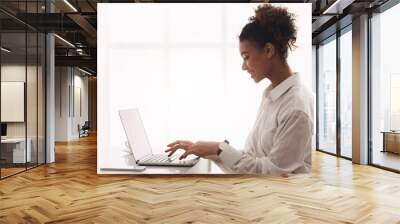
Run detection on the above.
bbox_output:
[138,154,198,167]
[142,154,175,163]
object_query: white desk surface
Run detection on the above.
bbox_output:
[1,138,27,143]
[98,147,225,175]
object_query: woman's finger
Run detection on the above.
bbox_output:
[167,149,177,157]
[165,147,177,153]
[174,143,192,150]
[179,150,194,160]
[165,143,182,152]
[165,143,191,156]
[167,140,180,147]
[165,145,182,153]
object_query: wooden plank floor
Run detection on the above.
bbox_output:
[1,134,400,224]
[0,167,26,178]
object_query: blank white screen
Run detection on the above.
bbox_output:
[1,82,25,122]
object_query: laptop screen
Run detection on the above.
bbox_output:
[1,123,7,137]
[119,108,153,160]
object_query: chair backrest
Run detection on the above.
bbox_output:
[82,121,90,129]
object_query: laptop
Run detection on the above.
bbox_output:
[119,108,199,167]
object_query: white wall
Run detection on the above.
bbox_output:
[55,67,89,141]
[55,66,69,141]
[72,72,89,138]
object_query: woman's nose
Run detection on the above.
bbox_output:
[242,61,247,71]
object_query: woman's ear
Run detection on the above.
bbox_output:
[263,42,275,59]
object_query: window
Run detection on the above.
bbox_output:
[0,1,46,179]
[390,74,400,130]
[317,36,337,154]
[371,2,400,171]
[339,27,352,158]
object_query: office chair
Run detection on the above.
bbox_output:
[79,121,90,138]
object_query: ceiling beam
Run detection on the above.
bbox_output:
[322,0,356,14]
[65,13,96,37]
[55,55,96,70]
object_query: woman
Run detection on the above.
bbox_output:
[165,4,314,175]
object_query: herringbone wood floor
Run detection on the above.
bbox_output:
[1,134,400,224]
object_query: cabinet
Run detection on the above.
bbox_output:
[382,131,400,154]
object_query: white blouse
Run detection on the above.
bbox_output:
[210,73,314,175]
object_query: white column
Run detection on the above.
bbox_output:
[45,0,55,163]
[46,33,55,163]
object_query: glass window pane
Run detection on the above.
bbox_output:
[168,48,224,143]
[0,1,46,178]
[340,29,352,158]
[1,31,27,178]
[27,31,38,169]
[38,33,46,165]
[107,47,168,157]
[371,3,400,171]
[104,4,167,44]
[318,36,337,154]
[168,4,223,44]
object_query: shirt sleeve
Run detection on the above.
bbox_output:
[216,110,313,175]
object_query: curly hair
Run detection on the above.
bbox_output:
[239,4,297,61]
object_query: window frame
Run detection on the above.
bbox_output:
[315,23,353,161]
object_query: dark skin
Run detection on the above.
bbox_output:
[165,40,294,160]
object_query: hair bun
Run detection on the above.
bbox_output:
[240,4,297,60]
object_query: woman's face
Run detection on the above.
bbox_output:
[239,40,272,83]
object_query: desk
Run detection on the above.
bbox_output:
[381,131,400,154]
[1,138,31,163]
[98,147,224,175]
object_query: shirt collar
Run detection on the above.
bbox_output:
[264,73,300,102]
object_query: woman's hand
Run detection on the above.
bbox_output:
[165,140,194,157]
[165,140,220,160]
